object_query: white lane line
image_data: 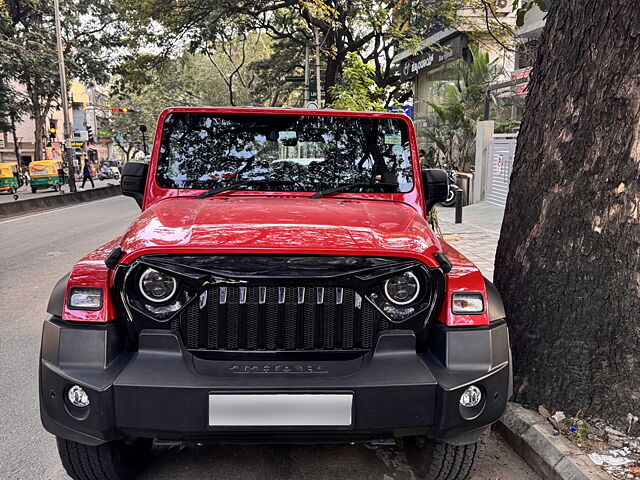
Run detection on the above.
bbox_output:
[0,197,121,225]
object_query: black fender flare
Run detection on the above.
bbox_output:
[483,277,506,322]
[47,273,70,317]
[484,277,512,399]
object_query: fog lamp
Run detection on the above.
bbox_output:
[68,385,90,408]
[459,385,482,408]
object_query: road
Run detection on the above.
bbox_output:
[0,177,119,204]
[0,196,539,480]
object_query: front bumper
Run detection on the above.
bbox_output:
[40,316,511,446]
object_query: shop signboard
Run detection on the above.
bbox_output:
[400,35,464,81]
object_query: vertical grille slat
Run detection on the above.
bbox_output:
[284,287,297,350]
[303,287,317,349]
[342,289,355,349]
[206,287,219,349]
[180,285,389,352]
[265,287,279,349]
[226,287,240,349]
[185,302,200,349]
[322,288,336,349]
[245,287,259,349]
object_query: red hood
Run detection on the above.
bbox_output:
[119,197,442,266]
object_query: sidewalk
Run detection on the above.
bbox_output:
[436,202,505,280]
[0,178,119,204]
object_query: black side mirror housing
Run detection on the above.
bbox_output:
[121,162,148,208]
[422,168,449,211]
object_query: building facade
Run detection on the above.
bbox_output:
[0,82,113,168]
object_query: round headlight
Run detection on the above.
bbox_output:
[139,268,177,303]
[384,271,420,305]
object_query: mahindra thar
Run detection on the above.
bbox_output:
[40,107,512,480]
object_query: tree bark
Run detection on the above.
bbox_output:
[10,114,21,170]
[33,113,44,162]
[494,0,640,423]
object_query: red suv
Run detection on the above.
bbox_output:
[40,107,512,480]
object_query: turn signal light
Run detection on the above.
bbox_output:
[451,293,484,314]
[68,287,103,310]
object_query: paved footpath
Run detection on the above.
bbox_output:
[436,202,504,280]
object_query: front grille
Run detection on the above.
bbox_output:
[174,286,389,351]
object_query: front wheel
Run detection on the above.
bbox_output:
[403,431,488,480]
[56,437,152,480]
[441,187,456,207]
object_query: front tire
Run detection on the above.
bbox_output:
[403,431,488,480]
[441,188,456,207]
[56,437,152,480]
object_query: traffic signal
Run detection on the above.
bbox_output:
[49,119,58,139]
[87,126,94,142]
[111,107,133,113]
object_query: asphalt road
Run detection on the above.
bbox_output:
[0,177,119,204]
[0,196,539,480]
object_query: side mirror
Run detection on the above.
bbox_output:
[422,168,449,211]
[121,162,148,208]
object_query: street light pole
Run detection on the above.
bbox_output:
[304,45,310,108]
[53,0,77,192]
[314,28,322,108]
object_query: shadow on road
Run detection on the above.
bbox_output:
[140,443,412,480]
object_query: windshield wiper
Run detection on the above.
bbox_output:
[196,180,295,199]
[311,182,398,199]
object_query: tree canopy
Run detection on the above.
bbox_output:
[0,0,125,160]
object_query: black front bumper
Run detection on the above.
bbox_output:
[40,316,511,446]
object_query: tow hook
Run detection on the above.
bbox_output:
[364,438,397,449]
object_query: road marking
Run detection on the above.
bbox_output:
[0,197,121,225]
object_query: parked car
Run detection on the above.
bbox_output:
[40,107,512,480]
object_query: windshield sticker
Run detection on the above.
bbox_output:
[392,145,403,156]
[278,131,297,141]
[384,134,401,145]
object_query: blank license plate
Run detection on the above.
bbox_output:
[209,394,353,427]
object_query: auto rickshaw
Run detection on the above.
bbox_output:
[29,160,65,193]
[0,162,22,194]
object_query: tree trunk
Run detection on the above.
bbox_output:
[33,113,45,162]
[10,114,21,170]
[324,53,344,105]
[494,0,640,424]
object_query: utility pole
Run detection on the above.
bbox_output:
[53,0,77,192]
[304,45,310,108]
[314,28,322,108]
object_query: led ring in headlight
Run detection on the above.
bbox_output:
[384,271,420,305]
[139,268,177,303]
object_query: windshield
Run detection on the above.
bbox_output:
[157,113,414,193]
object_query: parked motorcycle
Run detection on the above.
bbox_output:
[441,169,458,207]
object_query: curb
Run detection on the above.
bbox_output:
[0,185,122,219]
[497,402,611,480]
